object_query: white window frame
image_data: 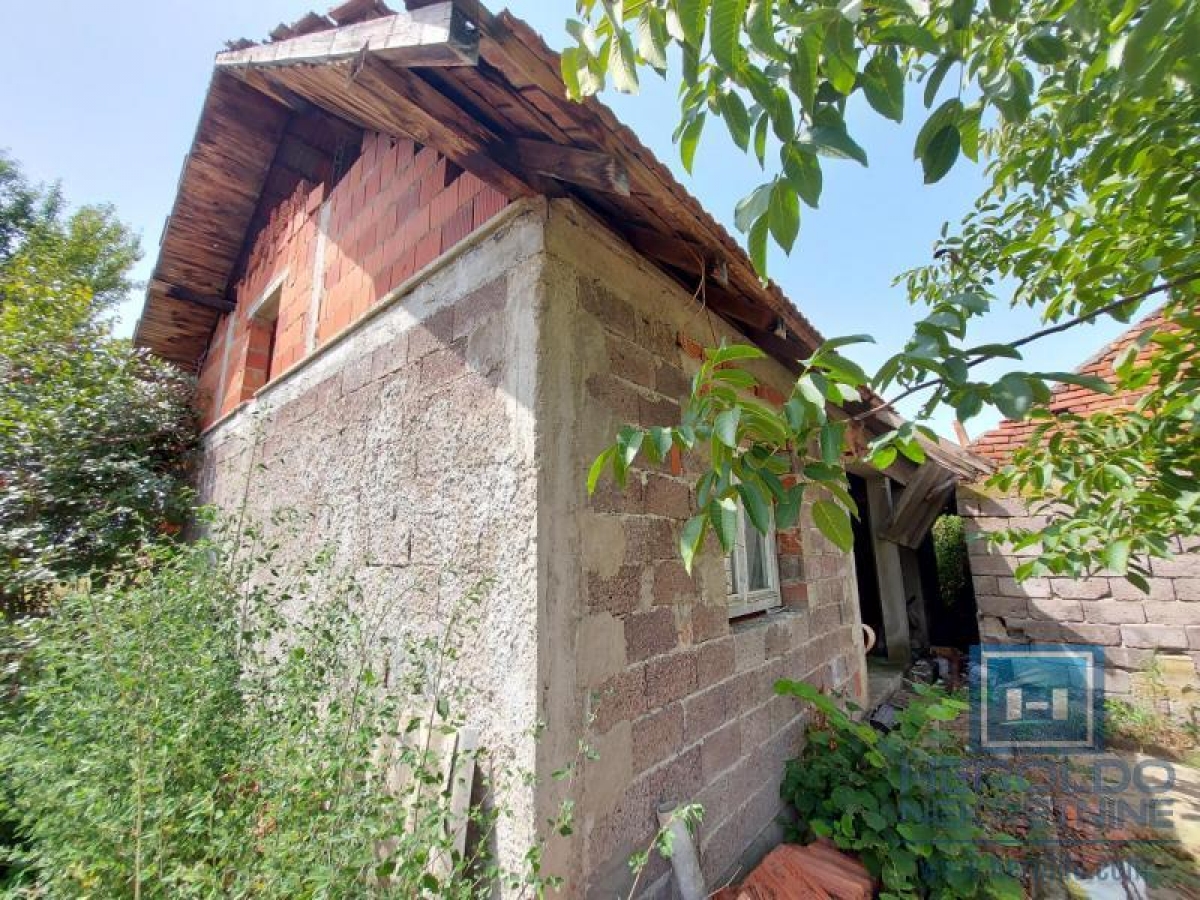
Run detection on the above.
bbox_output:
[726,503,782,620]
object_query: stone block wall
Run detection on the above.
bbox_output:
[197,129,510,427]
[959,488,1200,716]
[536,201,866,898]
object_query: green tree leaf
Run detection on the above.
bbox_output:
[714,408,741,448]
[676,0,709,45]
[790,31,821,113]
[748,215,770,274]
[804,124,869,165]
[782,144,823,208]
[588,446,616,494]
[680,514,707,573]
[710,0,749,73]
[679,113,706,173]
[861,53,905,122]
[872,24,941,54]
[1024,29,1068,64]
[608,30,641,93]
[734,182,773,233]
[709,497,739,551]
[824,17,860,95]
[737,481,772,534]
[920,124,960,183]
[1103,539,1131,574]
[993,373,1034,420]
[768,181,800,253]
[812,500,855,552]
[718,90,752,150]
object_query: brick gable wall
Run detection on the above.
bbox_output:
[196,130,510,428]
[971,310,1168,464]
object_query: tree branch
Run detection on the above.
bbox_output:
[851,273,1200,423]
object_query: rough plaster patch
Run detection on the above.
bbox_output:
[581,513,627,579]
[577,613,628,686]
[582,720,632,818]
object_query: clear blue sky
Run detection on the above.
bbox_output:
[0,1,1134,439]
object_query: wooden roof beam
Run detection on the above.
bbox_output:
[216,2,478,70]
[705,285,778,332]
[622,225,728,286]
[232,55,533,199]
[513,138,629,195]
[149,279,236,314]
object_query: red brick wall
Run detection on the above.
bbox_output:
[971,310,1168,464]
[195,131,510,427]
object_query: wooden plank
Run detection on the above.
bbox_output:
[216,3,478,70]
[881,463,957,549]
[448,65,574,143]
[133,295,219,369]
[154,73,291,300]
[736,323,810,369]
[442,726,478,872]
[513,138,629,195]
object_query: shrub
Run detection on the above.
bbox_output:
[776,680,1023,900]
[0,154,196,609]
[932,515,970,608]
[0,533,552,898]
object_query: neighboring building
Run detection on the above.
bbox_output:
[963,310,1199,716]
[134,1,985,894]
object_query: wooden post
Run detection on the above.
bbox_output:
[899,547,929,650]
[864,476,912,665]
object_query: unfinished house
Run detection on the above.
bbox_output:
[134,1,985,894]
[965,310,1199,718]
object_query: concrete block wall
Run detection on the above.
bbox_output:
[959,488,1200,716]
[197,130,509,427]
[537,201,866,898]
[195,193,869,896]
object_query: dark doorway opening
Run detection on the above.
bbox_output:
[848,474,887,659]
[923,493,980,650]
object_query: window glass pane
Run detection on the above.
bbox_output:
[745,519,769,591]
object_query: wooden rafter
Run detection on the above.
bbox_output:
[149,279,236,313]
[513,138,629,195]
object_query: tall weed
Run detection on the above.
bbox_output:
[0,528,552,898]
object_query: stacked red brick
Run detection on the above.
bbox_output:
[196,130,509,427]
[713,841,874,900]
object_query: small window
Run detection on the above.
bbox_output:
[243,277,284,398]
[725,503,781,619]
